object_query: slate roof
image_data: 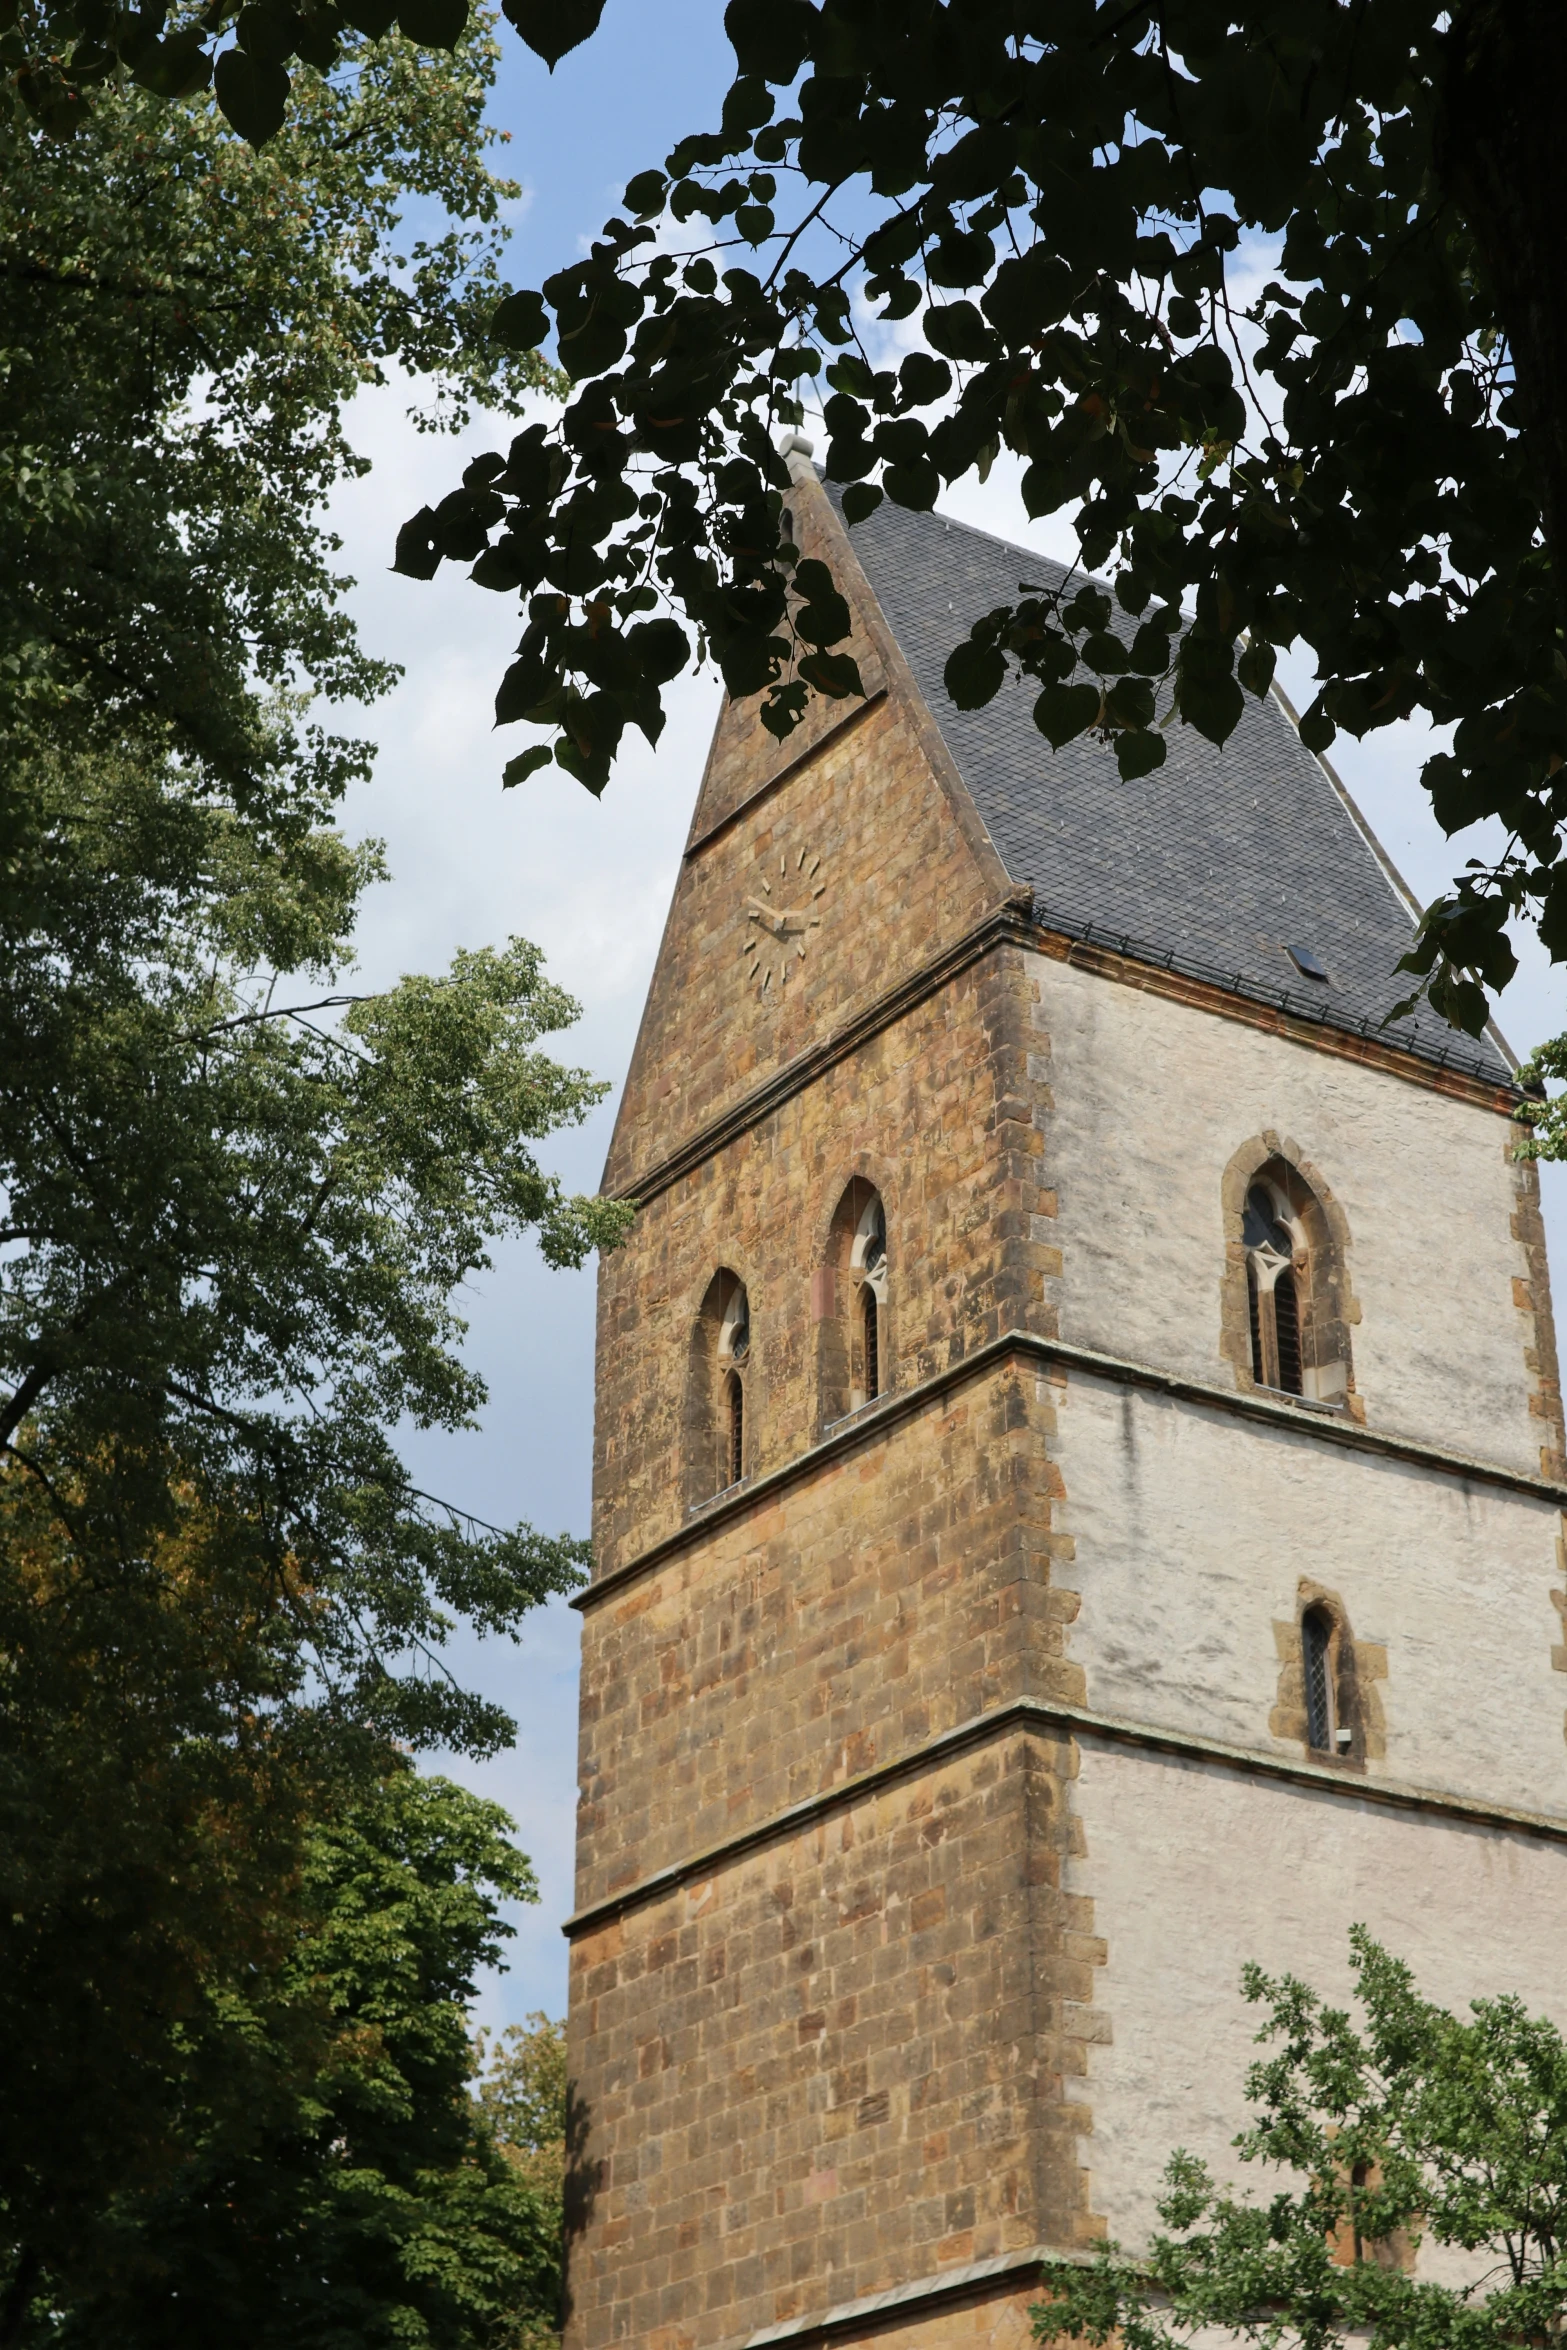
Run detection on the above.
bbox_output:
[831,487,1515,1090]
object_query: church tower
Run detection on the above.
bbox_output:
[562,453,1567,2350]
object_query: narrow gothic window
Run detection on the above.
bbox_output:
[1303,1605,1335,1752]
[862,1283,880,1402]
[818,1182,890,1427]
[686,1270,753,1506]
[1240,1168,1346,1401]
[726,1370,744,1487]
[1273,1266,1302,1393]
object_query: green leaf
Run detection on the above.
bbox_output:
[213,44,289,142]
[797,650,864,699]
[500,0,604,68]
[841,482,883,526]
[393,507,443,579]
[338,0,397,32]
[1298,702,1337,753]
[1180,670,1244,744]
[491,289,549,351]
[884,456,939,510]
[396,0,466,48]
[235,3,300,66]
[624,169,666,218]
[1105,675,1155,728]
[1237,638,1276,697]
[944,639,1005,710]
[494,655,552,726]
[722,0,813,80]
[628,618,690,685]
[502,744,553,787]
[133,29,213,96]
[921,299,997,364]
[1034,682,1102,748]
[1114,727,1166,779]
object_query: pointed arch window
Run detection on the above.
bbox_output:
[854,1194,887,1407]
[686,1270,753,1507]
[1244,1181,1304,1394]
[1239,1162,1349,1405]
[725,1372,744,1486]
[817,1181,891,1428]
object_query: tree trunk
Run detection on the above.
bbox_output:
[1442,0,1567,608]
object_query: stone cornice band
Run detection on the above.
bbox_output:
[741,2242,1103,2349]
[577,1327,1567,1618]
[609,900,1522,1215]
[563,1687,1567,1943]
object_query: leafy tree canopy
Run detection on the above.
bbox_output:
[0,737,628,2292]
[396,0,1559,1037]
[1,25,555,806]
[0,48,625,2296]
[5,1769,566,2348]
[473,2013,570,2345]
[1033,1929,1567,2350]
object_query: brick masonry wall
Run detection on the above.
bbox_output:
[577,1361,1081,1914]
[564,1729,1104,2350]
[591,946,1055,1580]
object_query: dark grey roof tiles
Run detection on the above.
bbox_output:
[831,487,1513,1087]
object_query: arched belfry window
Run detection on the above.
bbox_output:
[1244,1181,1304,1395]
[817,1180,891,1428]
[854,1194,887,1405]
[685,1270,753,1506]
[720,1283,749,1488]
[1239,1158,1350,1406]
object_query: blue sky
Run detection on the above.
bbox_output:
[326,6,1567,2029]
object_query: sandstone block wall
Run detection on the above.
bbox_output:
[591,948,1055,1580]
[566,1728,1101,2350]
[603,662,994,1198]
[577,1361,1080,1915]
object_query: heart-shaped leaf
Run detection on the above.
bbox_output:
[500,0,604,68]
[396,0,466,48]
[213,44,289,143]
[491,289,549,351]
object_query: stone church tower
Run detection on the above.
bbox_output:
[562,452,1567,2350]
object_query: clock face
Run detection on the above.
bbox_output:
[743,845,825,992]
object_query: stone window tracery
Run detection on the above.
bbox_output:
[817,1180,891,1428]
[1235,1157,1351,1406]
[685,1269,753,1505]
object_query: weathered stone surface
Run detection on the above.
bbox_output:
[568,466,1567,2350]
[566,1733,1100,2350]
[591,949,1054,1581]
[578,1360,1078,1913]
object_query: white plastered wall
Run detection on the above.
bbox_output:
[1032,955,1541,1475]
[1067,1745,1567,2269]
[1048,1371,1567,1819]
